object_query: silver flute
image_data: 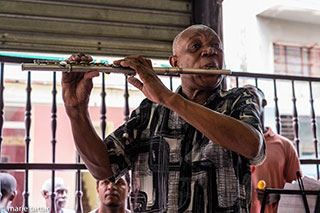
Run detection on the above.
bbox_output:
[21,60,232,76]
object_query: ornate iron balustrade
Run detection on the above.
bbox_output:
[0,55,319,212]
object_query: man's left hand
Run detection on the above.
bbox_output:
[113,56,174,106]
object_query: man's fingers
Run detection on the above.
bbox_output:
[145,58,153,68]
[81,55,93,62]
[113,59,121,66]
[127,76,143,90]
[84,71,99,80]
[67,53,92,64]
[120,58,138,68]
[118,60,143,77]
[114,56,152,69]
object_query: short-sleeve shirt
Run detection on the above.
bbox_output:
[104,87,266,213]
[251,127,301,213]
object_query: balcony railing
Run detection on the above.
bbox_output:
[0,55,319,212]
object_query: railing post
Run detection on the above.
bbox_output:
[100,73,107,139]
[291,80,300,156]
[50,72,57,213]
[273,79,281,134]
[0,63,3,200]
[309,81,319,179]
[0,62,4,159]
[75,154,83,213]
[23,71,31,212]
[124,76,130,122]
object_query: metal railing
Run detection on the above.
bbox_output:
[0,55,319,212]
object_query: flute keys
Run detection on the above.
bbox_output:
[59,61,67,67]
[111,64,121,68]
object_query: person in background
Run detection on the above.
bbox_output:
[62,24,266,212]
[244,85,301,213]
[90,173,130,213]
[41,177,75,213]
[0,173,17,213]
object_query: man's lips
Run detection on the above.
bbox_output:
[105,191,120,199]
[201,63,219,69]
[57,198,66,202]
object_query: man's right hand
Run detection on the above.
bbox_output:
[61,53,112,180]
[61,53,99,117]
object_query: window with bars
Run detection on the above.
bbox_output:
[273,43,320,77]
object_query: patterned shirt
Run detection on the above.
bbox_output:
[104,87,266,213]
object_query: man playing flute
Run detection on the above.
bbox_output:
[62,24,265,212]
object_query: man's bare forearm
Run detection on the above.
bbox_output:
[66,106,112,180]
[163,93,263,159]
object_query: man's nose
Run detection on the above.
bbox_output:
[201,46,217,57]
[60,191,67,198]
[56,191,67,198]
[107,182,116,190]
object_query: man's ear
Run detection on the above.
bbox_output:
[41,190,49,199]
[9,190,17,201]
[169,55,178,67]
[262,99,267,108]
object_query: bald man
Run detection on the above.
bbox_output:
[41,177,74,213]
[0,173,17,213]
[62,25,265,212]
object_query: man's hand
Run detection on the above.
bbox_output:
[66,52,93,64]
[61,53,99,117]
[113,56,174,106]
